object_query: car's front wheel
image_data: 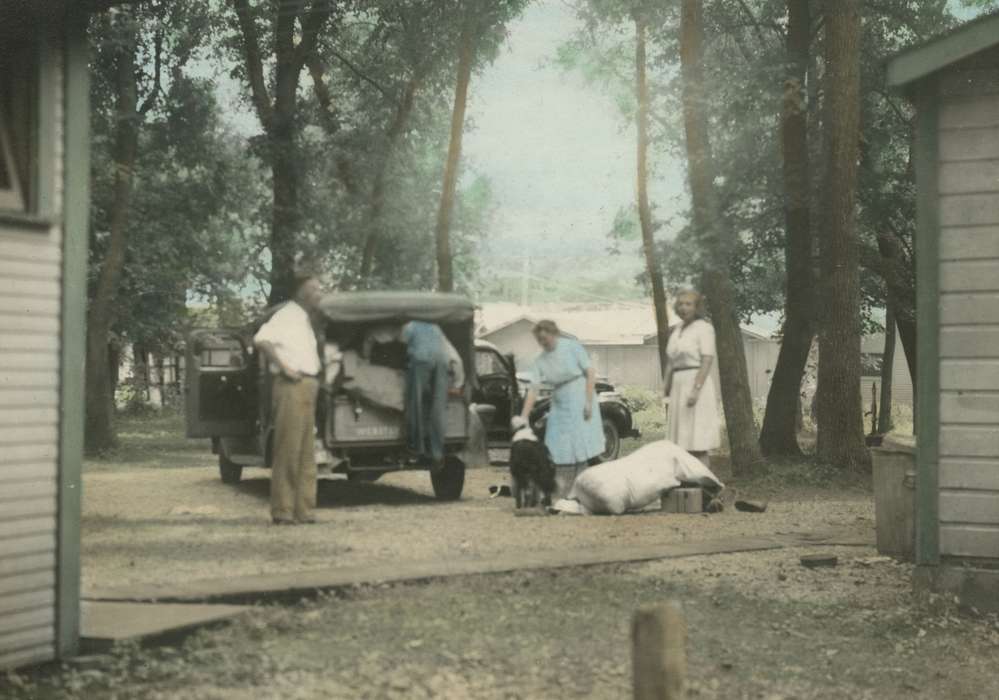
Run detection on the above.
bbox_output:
[431,456,465,501]
[601,419,621,462]
[219,453,243,484]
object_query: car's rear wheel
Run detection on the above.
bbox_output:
[431,455,465,501]
[601,419,621,462]
[219,453,243,484]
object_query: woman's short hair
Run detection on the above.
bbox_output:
[532,319,560,337]
[673,289,707,319]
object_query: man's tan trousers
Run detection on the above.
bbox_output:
[270,376,319,521]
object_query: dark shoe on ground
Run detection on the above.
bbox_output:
[272,517,295,526]
[296,516,317,524]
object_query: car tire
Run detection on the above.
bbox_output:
[219,454,243,484]
[431,456,465,501]
[601,419,621,462]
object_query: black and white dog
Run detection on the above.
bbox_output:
[509,416,556,509]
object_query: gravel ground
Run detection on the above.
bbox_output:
[81,461,874,594]
[9,548,999,699]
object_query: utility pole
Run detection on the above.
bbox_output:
[520,256,530,307]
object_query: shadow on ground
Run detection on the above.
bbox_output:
[235,476,440,508]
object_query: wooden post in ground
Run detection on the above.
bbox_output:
[632,603,687,699]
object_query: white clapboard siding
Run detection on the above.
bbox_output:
[939,293,999,325]
[940,459,999,490]
[939,192,999,227]
[939,159,999,196]
[0,43,64,670]
[939,94,999,130]
[939,359,999,390]
[940,260,999,291]
[939,490,999,525]
[939,525,999,559]
[940,327,999,357]
[940,392,999,423]
[939,128,999,162]
[939,225,999,260]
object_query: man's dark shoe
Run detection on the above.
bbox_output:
[272,517,295,526]
[297,516,317,524]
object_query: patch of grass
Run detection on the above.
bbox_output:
[86,410,214,473]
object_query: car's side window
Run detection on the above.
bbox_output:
[475,349,504,377]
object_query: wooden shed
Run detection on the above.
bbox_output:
[0,4,92,668]
[887,12,999,609]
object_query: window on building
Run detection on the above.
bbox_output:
[0,42,37,213]
[861,352,884,378]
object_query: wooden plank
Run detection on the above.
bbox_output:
[886,16,999,87]
[0,556,55,583]
[939,127,999,162]
[940,327,999,357]
[0,407,58,425]
[0,351,61,372]
[0,388,59,408]
[60,23,90,659]
[939,69,999,99]
[939,193,999,227]
[940,293,999,325]
[0,237,61,263]
[940,226,999,260]
[0,444,57,464]
[0,642,54,671]
[0,258,60,281]
[0,517,56,543]
[939,159,999,195]
[940,95,999,130]
[0,462,57,482]
[0,533,55,559]
[0,621,54,654]
[940,459,999,490]
[940,490,999,525]
[0,607,55,637]
[915,84,941,566]
[940,524,999,558]
[939,360,999,390]
[0,277,60,300]
[0,480,56,502]
[0,425,58,444]
[0,497,56,523]
[940,391,999,423]
[940,425,999,458]
[0,314,60,334]
[0,333,60,351]
[940,260,999,292]
[0,589,54,617]
[0,371,59,390]
[0,296,60,317]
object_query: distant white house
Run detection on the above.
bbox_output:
[476,303,781,399]
[476,302,913,409]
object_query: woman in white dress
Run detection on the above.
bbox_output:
[663,290,721,468]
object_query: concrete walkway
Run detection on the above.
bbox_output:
[84,530,872,606]
[80,601,251,652]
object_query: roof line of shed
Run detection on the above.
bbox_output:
[887,11,999,88]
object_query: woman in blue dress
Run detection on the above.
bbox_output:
[519,320,605,498]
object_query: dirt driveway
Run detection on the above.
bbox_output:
[81,419,874,595]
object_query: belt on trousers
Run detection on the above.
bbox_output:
[672,366,701,373]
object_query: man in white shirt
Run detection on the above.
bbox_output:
[254,274,323,525]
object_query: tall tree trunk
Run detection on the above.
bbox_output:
[878,306,896,434]
[816,0,869,469]
[760,0,813,457]
[85,20,139,454]
[267,11,303,305]
[679,0,763,474]
[635,16,670,375]
[361,77,420,281]
[435,14,475,293]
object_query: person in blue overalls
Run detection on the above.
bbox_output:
[401,321,462,472]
